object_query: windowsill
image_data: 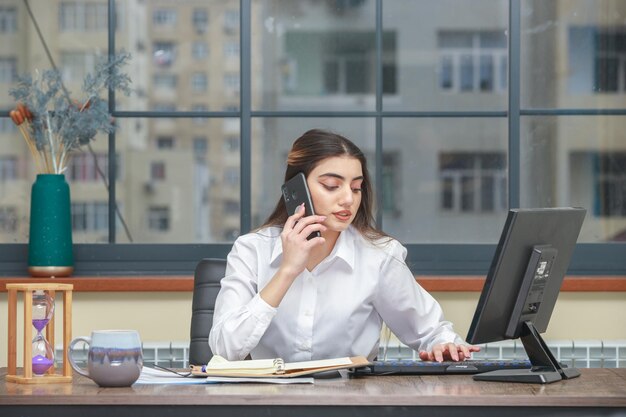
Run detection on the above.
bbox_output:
[1,276,625,292]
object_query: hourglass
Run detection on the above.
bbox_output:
[31,290,55,376]
[6,283,73,384]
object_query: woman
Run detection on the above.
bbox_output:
[209,129,479,362]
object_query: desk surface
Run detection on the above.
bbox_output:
[1,368,625,417]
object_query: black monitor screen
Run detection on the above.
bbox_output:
[466,207,586,383]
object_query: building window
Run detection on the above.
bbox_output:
[153,42,176,67]
[192,8,208,33]
[224,200,240,213]
[225,136,239,152]
[0,6,17,33]
[595,153,626,217]
[284,31,396,96]
[60,52,97,83]
[0,57,17,83]
[192,41,209,60]
[153,73,177,89]
[0,156,17,181]
[151,161,166,181]
[224,167,239,186]
[0,207,17,232]
[153,9,176,26]
[148,207,170,231]
[223,10,239,33]
[223,41,239,58]
[152,103,177,112]
[438,30,507,93]
[191,72,208,92]
[439,152,507,213]
[66,153,110,182]
[156,137,175,149]
[71,202,108,232]
[594,30,626,93]
[224,73,240,93]
[59,2,108,32]
[193,137,208,154]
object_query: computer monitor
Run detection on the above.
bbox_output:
[466,207,586,384]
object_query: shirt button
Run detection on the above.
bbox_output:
[301,342,311,350]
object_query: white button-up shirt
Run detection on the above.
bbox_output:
[209,225,464,362]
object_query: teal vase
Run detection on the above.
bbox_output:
[28,174,74,277]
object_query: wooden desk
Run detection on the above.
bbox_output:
[1,368,625,417]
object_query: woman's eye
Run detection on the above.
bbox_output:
[323,184,338,191]
[352,188,362,193]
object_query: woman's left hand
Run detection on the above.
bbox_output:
[419,343,481,362]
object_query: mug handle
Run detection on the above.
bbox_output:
[68,336,91,377]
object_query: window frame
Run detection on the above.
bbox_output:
[0,0,624,277]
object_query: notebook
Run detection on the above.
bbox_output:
[191,355,370,378]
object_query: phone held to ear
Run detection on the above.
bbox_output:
[281,172,322,240]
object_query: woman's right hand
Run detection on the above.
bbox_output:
[279,203,326,278]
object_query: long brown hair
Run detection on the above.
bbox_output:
[261,129,388,242]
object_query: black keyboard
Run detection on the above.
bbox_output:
[351,359,532,375]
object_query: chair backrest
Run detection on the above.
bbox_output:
[189,258,227,366]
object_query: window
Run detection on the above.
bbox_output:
[153,42,176,67]
[224,73,240,93]
[148,207,170,231]
[71,202,108,232]
[594,30,626,93]
[60,52,97,82]
[66,153,110,182]
[224,41,239,57]
[223,10,239,33]
[59,2,108,32]
[153,74,177,89]
[223,167,239,185]
[152,103,176,112]
[439,152,506,213]
[192,42,209,60]
[193,137,208,154]
[225,136,239,152]
[224,200,240,213]
[156,137,175,149]
[0,6,17,33]
[284,31,396,96]
[191,72,208,92]
[438,30,507,93]
[0,207,17,232]
[153,9,176,26]
[151,161,166,181]
[192,8,208,33]
[0,57,17,83]
[595,153,626,217]
[0,156,17,181]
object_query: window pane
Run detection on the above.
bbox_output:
[252,0,377,111]
[383,0,508,111]
[521,116,626,242]
[115,118,240,243]
[383,118,508,243]
[521,0,626,108]
[251,118,376,230]
[116,0,240,111]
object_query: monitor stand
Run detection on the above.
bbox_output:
[473,321,581,384]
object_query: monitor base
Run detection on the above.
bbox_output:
[473,369,563,384]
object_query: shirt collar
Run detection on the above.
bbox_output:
[269,226,356,271]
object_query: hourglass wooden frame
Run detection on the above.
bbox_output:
[6,283,73,384]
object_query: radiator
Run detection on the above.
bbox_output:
[61,339,626,368]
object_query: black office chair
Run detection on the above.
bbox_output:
[189,258,227,366]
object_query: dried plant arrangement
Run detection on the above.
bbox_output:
[9,51,132,174]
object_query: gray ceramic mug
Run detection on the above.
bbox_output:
[68,330,143,387]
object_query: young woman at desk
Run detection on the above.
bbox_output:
[209,129,479,363]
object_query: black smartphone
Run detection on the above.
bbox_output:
[281,172,322,240]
